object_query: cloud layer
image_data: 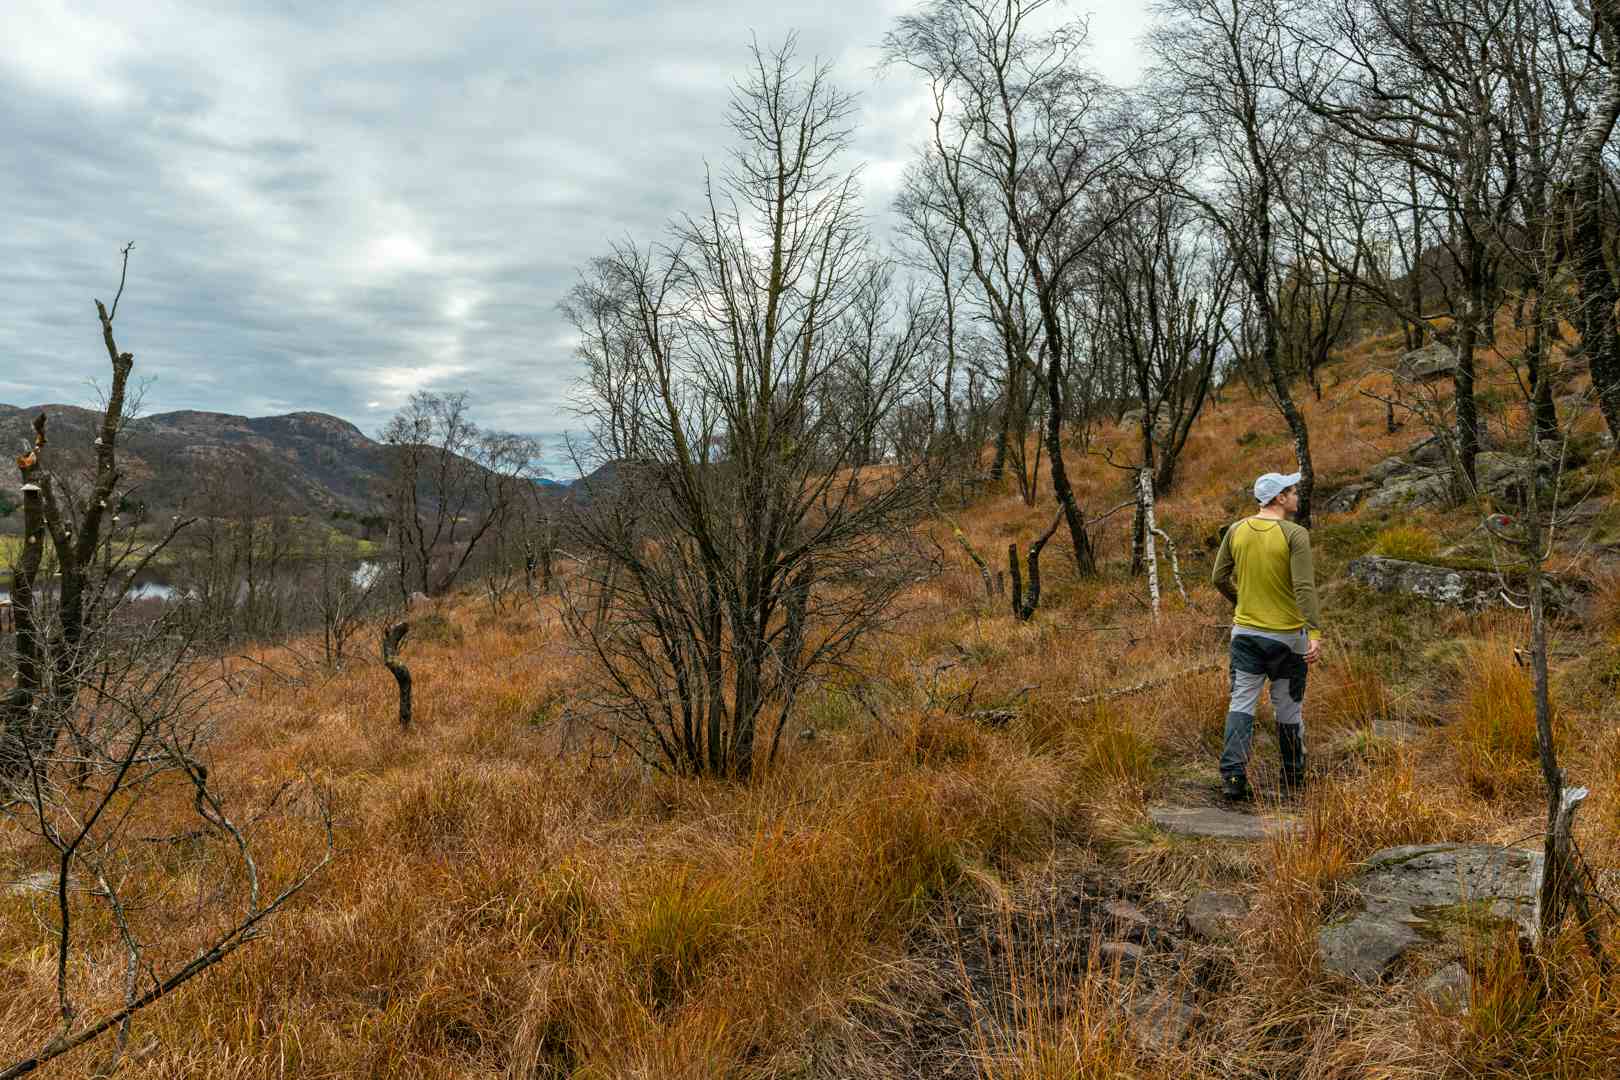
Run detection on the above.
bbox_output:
[3,1,1146,474]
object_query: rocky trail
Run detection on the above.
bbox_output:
[804,789,1542,1074]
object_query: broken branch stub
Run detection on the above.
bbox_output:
[382,621,413,730]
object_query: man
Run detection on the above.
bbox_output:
[1210,471,1323,802]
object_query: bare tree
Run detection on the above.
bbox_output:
[1149,0,1321,525]
[381,392,535,599]
[1,250,329,1078]
[888,0,1157,571]
[1092,188,1236,497]
[561,38,935,778]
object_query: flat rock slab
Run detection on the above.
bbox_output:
[1148,805,1299,841]
[1184,889,1249,941]
[1319,843,1542,983]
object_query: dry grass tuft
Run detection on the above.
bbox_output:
[1453,640,1549,800]
[1371,524,1440,561]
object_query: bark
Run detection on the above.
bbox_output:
[3,294,136,781]
[1569,0,1620,441]
[1041,308,1097,577]
[939,504,997,600]
[1139,469,1162,621]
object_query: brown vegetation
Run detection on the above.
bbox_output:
[6,328,1620,1077]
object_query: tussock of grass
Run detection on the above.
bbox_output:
[1454,640,1551,800]
[1372,524,1441,560]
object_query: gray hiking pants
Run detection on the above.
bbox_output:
[1221,629,1307,782]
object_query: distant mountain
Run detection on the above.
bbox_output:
[0,404,391,517]
[0,404,580,525]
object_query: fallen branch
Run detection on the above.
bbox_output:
[1151,526,1190,607]
[936,502,997,599]
[1072,660,1221,706]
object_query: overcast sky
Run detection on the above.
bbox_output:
[3,0,1149,473]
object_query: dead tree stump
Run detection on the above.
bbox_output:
[382,621,413,730]
[1008,507,1064,621]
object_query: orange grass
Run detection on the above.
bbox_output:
[5,331,1620,1078]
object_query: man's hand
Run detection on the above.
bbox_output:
[1304,639,1323,666]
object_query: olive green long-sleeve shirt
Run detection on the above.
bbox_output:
[1210,517,1322,641]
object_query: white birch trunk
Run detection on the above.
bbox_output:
[1139,468,1161,622]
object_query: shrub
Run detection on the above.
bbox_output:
[1372,524,1440,561]
[411,610,465,646]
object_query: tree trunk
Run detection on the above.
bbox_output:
[1570,0,1620,441]
[382,621,413,730]
[1008,507,1064,622]
[1140,469,1162,621]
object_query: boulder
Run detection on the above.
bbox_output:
[1318,844,1541,983]
[1346,555,1584,613]
[1367,455,1411,484]
[1098,941,1146,970]
[1319,483,1374,514]
[1364,471,1451,511]
[1396,342,1458,383]
[1130,993,1200,1050]
[1418,961,1472,1014]
[1184,889,1249,941]
[1103,900,1154,939]
[1346,556,1503,610]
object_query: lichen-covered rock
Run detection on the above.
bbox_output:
[1346,555,1583,613]
[1418,961,1472,1014]
[1318,844,1541,983]
[1397,342,1458,382]
[1367,455,1411,484]
[1319,483,1374,514]
[1364,472,1451,511]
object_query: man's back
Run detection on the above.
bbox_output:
[1211,517,1320,637]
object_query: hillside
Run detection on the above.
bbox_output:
[0,404,392,516]
[5,327,1620,1077]
[0,406,577,526]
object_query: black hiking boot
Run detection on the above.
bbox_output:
[1220,773,1252,804]
[1278,724,1307,799]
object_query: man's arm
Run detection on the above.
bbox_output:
[1286,525,1323,640]
[1211,524,1237,605]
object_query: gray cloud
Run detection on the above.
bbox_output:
[2,0,1147,475]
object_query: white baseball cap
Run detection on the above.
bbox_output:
[1253,471,1302,504]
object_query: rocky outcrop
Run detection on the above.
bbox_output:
[1396,342,1459,382]
[1364,471,1451,511]
[1346,555,1585,613]
[1318,844,1541,983]
[1350,433,1555,512]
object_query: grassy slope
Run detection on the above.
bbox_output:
[5,322,1620,1078]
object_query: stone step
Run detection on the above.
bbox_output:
[1147,805,1300,841]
